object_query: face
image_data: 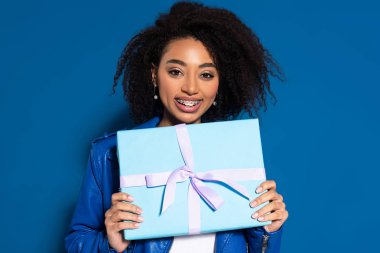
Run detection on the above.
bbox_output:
[153,37,219,127]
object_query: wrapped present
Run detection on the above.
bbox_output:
[117,119,270,240]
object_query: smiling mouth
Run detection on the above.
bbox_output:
[175,98,202,107]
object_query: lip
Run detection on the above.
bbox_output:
[174,97,203,113]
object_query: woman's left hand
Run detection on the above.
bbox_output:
[250,180,288,232]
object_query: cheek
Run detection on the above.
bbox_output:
[206,81,219,97]
[157,76,175,97]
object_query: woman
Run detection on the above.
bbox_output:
[65,2,288,252]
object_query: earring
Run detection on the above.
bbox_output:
[153,84,158,100]
[213,92,218,106]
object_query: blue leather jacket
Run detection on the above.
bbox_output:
[65,117,283,252]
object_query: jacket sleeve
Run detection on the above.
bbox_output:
[65,149,118,253]
[245,226,283,253]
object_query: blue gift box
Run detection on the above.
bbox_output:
[117,119,270,240]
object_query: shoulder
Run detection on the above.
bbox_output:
[90,132,118,161]
[89,117,161,159]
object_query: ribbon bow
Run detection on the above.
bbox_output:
[145,124,251,214]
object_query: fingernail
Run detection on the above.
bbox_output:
[127,195,134,201]
[252,213,258,219]
[250,201,257,208]
[256,187,263,193]
[134,223,140,227]
[138,216,144,222]
[258,216,265,221]
[136,208,143,214]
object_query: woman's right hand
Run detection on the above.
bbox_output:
[105,192,143,252]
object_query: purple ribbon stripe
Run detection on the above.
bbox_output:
[120,124,266,234]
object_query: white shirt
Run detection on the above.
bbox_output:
[169,233,216,253]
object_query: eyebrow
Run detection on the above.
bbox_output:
[166,59,216,68]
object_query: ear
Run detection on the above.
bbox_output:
[151,64,158,87]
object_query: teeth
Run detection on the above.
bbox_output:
[176,99,201,107]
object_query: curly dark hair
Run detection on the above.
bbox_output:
[113,1,283,124]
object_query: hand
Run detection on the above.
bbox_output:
[105,192,143,252]
[250,180,288,233]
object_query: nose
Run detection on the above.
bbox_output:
[181,74,199,95]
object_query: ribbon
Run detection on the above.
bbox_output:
[120,124,266,234]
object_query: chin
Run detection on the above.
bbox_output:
[176,115,201,124]
[169,110,204,124]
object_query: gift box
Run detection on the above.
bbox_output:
[117,119,270,240]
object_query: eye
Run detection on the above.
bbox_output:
[168,69,183,77]
[200,72,214,80]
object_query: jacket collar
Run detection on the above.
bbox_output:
[133,117,161,130]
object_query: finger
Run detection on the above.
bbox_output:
[111,221,141,232]
[250,190,277,207]
[112,201,143,214]
[105,203,143,225]
[112,192,134,205]
[264,220,284,233]
[255,180,276,194]
[251,201,285,219]
[257,210,287,223]
[105,209,113,220]
[110,211,144,223]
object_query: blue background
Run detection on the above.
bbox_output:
[1,0,379,252]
